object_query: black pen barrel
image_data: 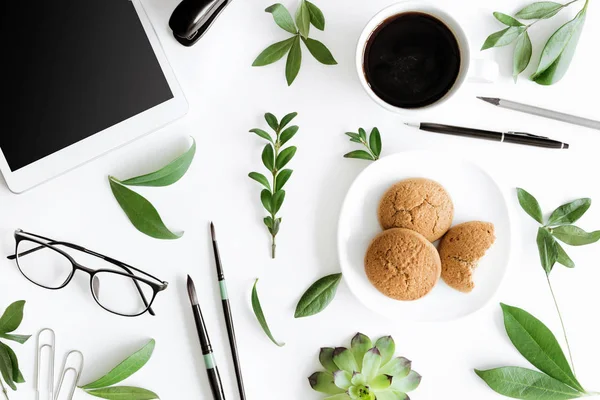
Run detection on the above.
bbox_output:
[222,299,246,399]
[504,133,567,149]
[206,365,226,400]
[420,123,501,141]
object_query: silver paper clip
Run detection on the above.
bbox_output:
[54,351,84,400]
[36,329,56,400]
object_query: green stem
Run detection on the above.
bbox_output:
[0,379,9,400]
[547,275,576,375]
[526,0,582,29]
[361,139,377,160]
[270,127,282,259]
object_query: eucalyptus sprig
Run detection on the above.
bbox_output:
[343,128,382,161]
[475,189,600,399]
[482,0,589,84]
[249,112,299,258]
[253,1,337,85]
[0,301,30,400]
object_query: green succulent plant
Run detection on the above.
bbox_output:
[308,333,421,400]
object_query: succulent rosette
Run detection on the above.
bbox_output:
[309,333,421,400]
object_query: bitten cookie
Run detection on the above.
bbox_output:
[377,178,454,242]
[365,228,441,301]
[438,221,496,293]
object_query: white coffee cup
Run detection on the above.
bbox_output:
[356,1,498,114]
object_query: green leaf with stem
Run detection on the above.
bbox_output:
[280,126,299,146]
[547,198,591,226]
[344,127,382,161]
[271,190,285,214]
[119,138,195,187]
[249,128,273,144]
[344,150,374,161]
[537,227,558,274]
[265,4,297,34]
[517,188,544,224]
[296,0,311,38]
[481,26,525,50]
[249,172,271,190]
[275,169,293,191]
[276,146,296,169]
[475,367,584,399]
[109,177,182,240]
[369,128,382,158]
[84,387,159,400]
[514,32,533,81]
[279,112,298,129]
[286,36,302,86]
[306,1,325,30]
[81,339,156,389]
[516,2,565,20]
[555,242,575,268]
[494,12,524,26]
[252,37,295,67]
[301,37,337,65]
[500,304,584,392]
[551,225,600,246]
[251,280,285,347]
[294,273,342,318]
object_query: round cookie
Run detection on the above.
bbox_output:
[378,178,454,242]
[438,221,496,293]
[365,228,441,301]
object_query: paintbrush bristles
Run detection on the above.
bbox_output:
[187,275,199,306]
[210,221,216,241]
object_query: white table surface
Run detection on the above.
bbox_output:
[1,0,599,399]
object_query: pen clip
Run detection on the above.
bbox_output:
[508,131,549,139]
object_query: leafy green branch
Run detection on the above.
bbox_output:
[253,1,337,85]
[475,189,599,399]
[343,127,382,161]
[79,339,159,399]
[249,112,299,259]
[482,0,589,84]
[0,301,30,400]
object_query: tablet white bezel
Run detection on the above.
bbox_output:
[0,0,188,193]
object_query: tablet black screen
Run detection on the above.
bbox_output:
[0,0,174,171]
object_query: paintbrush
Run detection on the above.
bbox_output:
[210,222,246,400]
[187,275,226,400]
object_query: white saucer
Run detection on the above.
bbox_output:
[337,151,511,322]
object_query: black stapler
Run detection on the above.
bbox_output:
[169,0,232,47]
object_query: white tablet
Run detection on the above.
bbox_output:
[0,0,188,193]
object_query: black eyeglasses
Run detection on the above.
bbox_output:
[7,230,168,317]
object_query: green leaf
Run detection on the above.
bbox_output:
[272,190,285,214]
[343,150,375,161]
[370,375,393,390]
[332,347,358,373]
[319,347,338,372]
[306,1,325,30]
[551,225,600,246]
[0,301,25,334]
[362,348,382,382]
[264,216,274,229]
[308,371,344,395]
[323,394,351,400]
[375,336,395,366]
[81,340,156,389]
[120,138,196,187]
[265,3,297,34]
[276,146,297,169]
[0,343,24,384]
[280,126,299,146]
[475,367,583,399]
[345,132,360,140]
[0,334,30,344]
[379,357,411,379]
[251,280,285,347]
[0,344,15,390]
[252,37,295,66]
[296,0,311,38]
[547,198,591,226]
[481,26,525,50]
[333,370,352,390]
[532,8,587,85]
[275,169,293,191]
[279,112,298,129]
[286,36,302,86]
[358,128,367,141]
[294,273,342,318]
[390,370,422,393]
[537,227,558,274]
[351,373,366,386]
[555,242,575,268]
[369,128,382,158]
[249,128,274,144]
[264,113,279,131]
[500,304,584,392]
[516,2,563,20]
[260,189,273,213]
[514,32,533,81]
[108,178,182,240]
[262,144,275,171]
[84,387,159,400]
[494,12,524,26]
[350,333,372,368]
[301,37,337,65]
[248,172,271,190]
[517,188,544,224]
[272,218,281,235]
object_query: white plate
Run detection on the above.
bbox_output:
[337,151,511,322]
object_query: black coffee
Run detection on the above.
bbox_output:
[364,12,461,109]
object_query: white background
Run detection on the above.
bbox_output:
[1,0,599,399]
